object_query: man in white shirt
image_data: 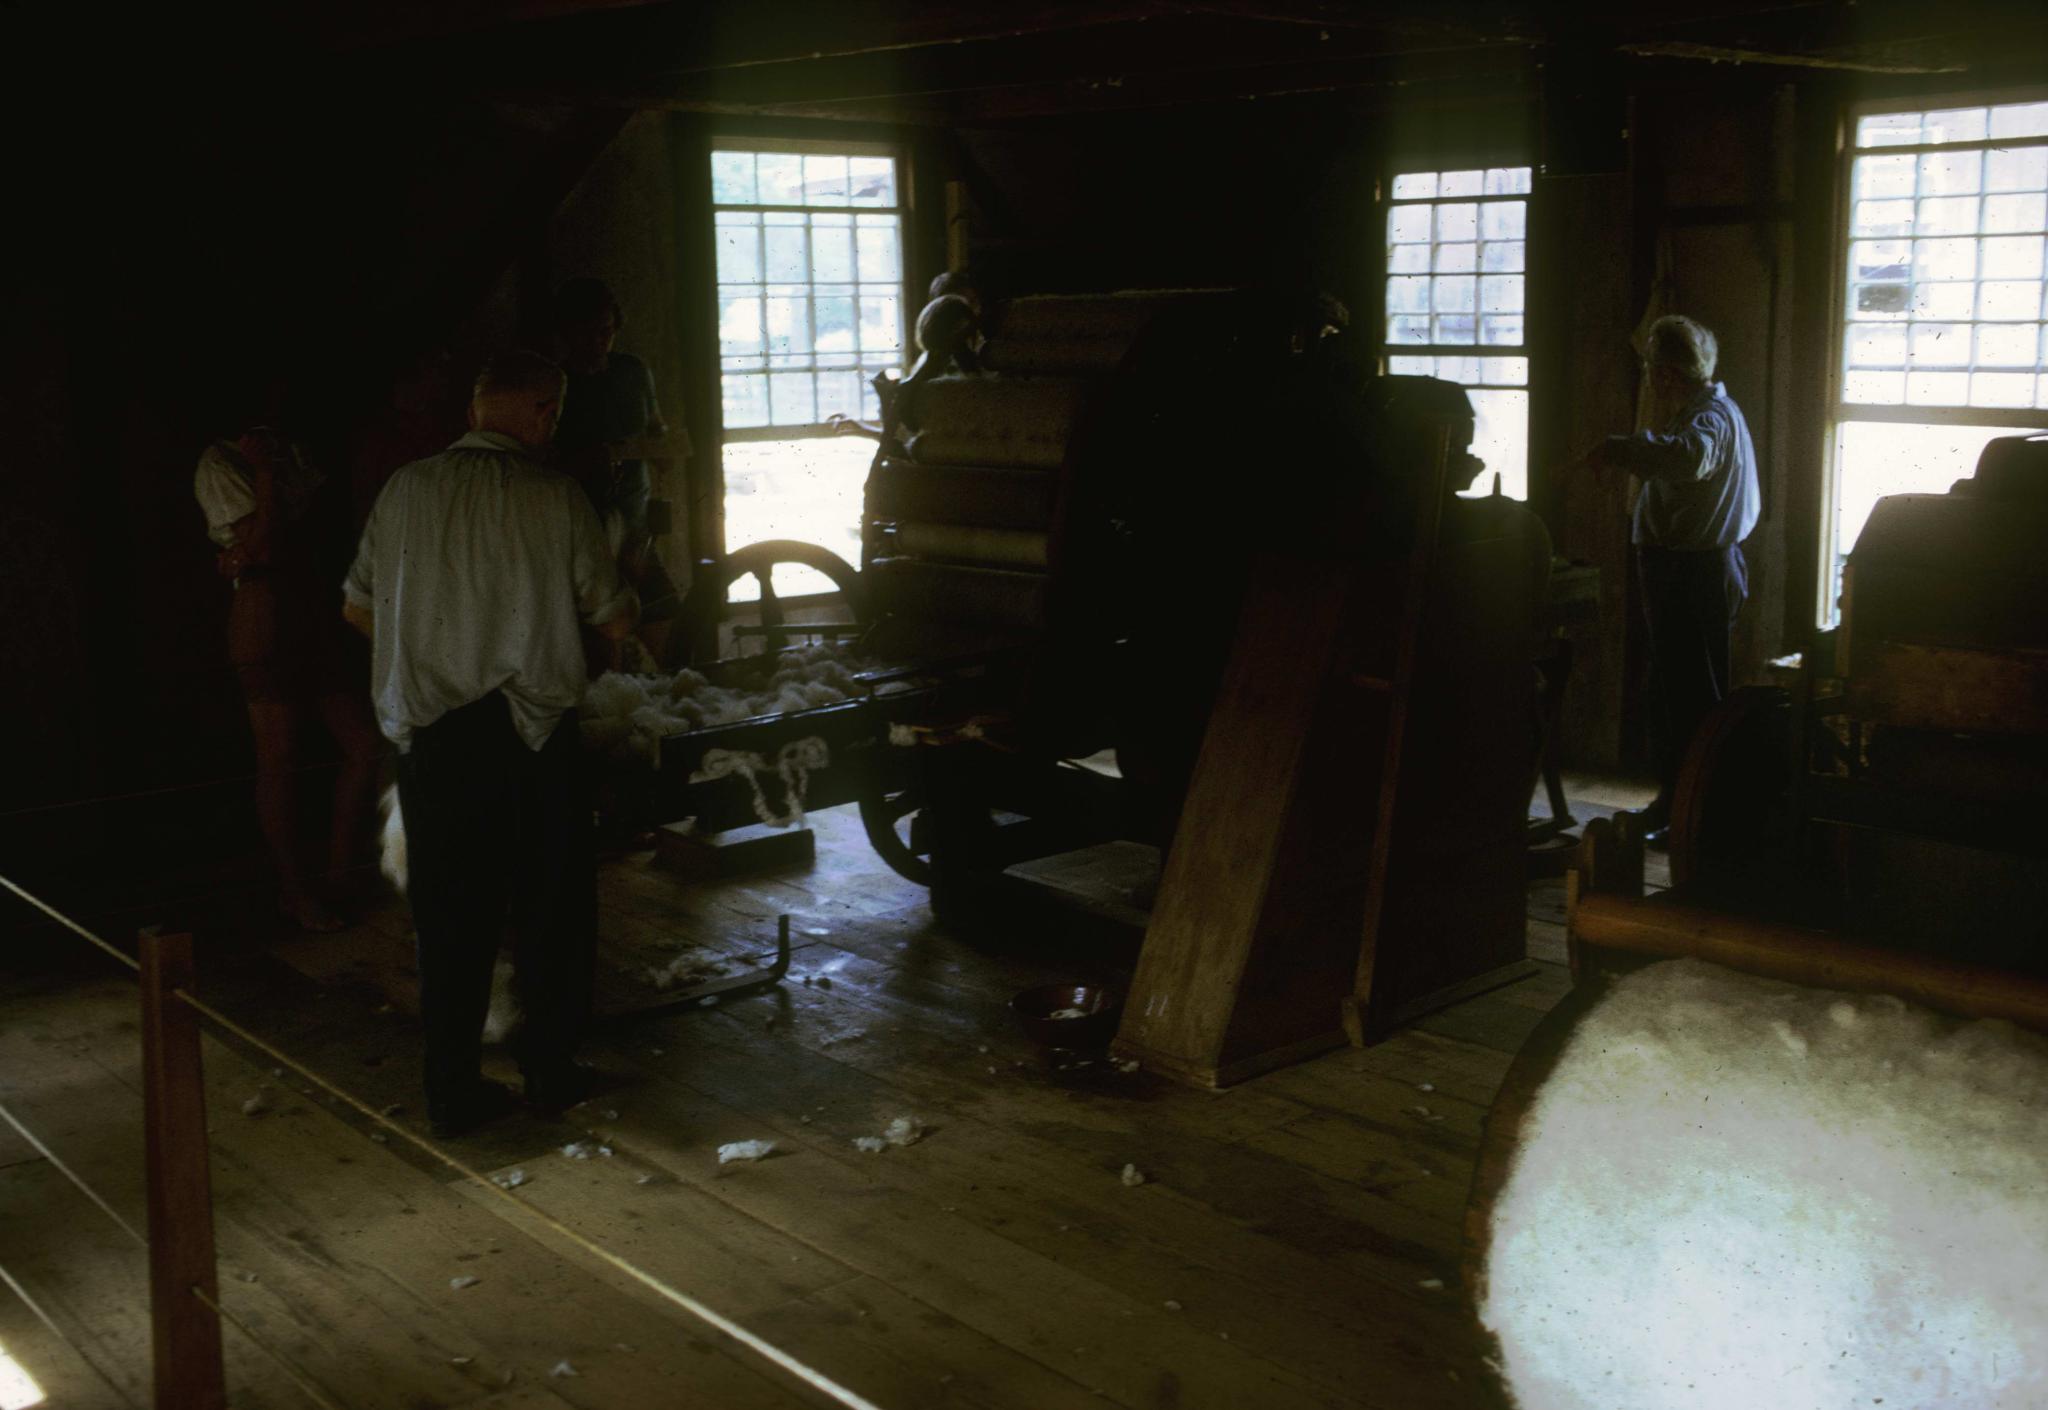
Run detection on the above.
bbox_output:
[345,350,637,1135]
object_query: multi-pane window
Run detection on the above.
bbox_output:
[711,144,906,433]
[710,143,908,602]
[1383,165,1532,499]
[1827,98,2048,621]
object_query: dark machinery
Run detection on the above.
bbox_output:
[1668,432,2048,973]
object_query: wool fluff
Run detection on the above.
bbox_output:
[580,646,863,767]
[1480,958,2048,1410]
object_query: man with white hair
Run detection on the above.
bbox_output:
[344,349,638,1135]
[1587,314,1761,841]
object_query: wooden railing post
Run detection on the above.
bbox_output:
[138,930,226,1410]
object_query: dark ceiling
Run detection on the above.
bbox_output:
[293,0,2048,122]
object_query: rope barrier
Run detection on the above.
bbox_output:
[0,870,887,1410]
[0,1101,146,1249]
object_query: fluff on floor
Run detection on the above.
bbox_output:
[1479,958,2048,1410]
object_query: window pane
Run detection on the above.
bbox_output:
[1908,322,1970,366]
[1854,282,1910,318]
[1386,275,1430,313]
[1387,354,1432,374]
[1919,150,1982,196]
[1976,323,2039,366]
[1985,193,2047,234]
[711,151,757,204]
[757,153,805,204]
[1972,371,2036,407]
[1916,196,1979,236]
[723,374,768,429]
[1480,274,1524,313]
[1434,242,1477,273]
[1433,275,1476,312]
[764,222,808,281]
[1482,240,1525,272]
[715,219,761,282]
[1854,199,1916,237]
[1440,170,1483,197]
[1434,315,1477,343]
[856,217,900,281]
[1982,235,2045,280]
[765,295,809,355]
[1854,154,1917,200]
[1436,203,1478,242]
[1852,239,1910,283]
[1906,370,1969,403]
[810,221,855,282]
[1856,112,1922,147]
[1991,102,2048,139]
[1481,202,1526,241]
[1842,370,1904,404]
[814,295,857,354]
[849,156,897,206]
[1436,355,1480,384]
[1480,314,1524,346]
[1387,314,1431,345]
[859,295,901,353]
[802,155,850,206]
[1848,324,1906,367]
[1390,244,1430,273]
[1911,282,1975,319]
[1914,238,1976,281]
[768,371,816,424]
[719,295,763,356]
[1981,280,2043,320]
[1986,148,2048,193]
[1480,356,1528,386]
[1389,205,1432,243]
[1921,107,1987,143]
[1391,172,1437,199]
[722,437,874,601]
[815,369,862,420]
[1484,167,1532,196]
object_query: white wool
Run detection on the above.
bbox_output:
[449,1276,480,1290]
[550,1359,580,1378]
[377,784,407,891]
[481,955,521,1044]
[1480,958,2048,1410]
[578,646,864,768]
[689,737,831,828]
[883,1116,924,1147]
[561,1141,597,1160]
[1120,1164,1147,1187]
[492,1168,527,1189]
[1047,1007,1088,1020]
[717,1140,777,1164]
[852,1136,888,1153]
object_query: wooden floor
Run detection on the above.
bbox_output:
[0,779,1656,1410]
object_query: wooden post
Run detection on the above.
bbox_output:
[138,930,226,1410]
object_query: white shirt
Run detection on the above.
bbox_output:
[1604,381,1762,550]
[344,431,635,752]
[193,439,324,548]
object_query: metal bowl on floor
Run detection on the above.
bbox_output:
[1010,983,1123,1052]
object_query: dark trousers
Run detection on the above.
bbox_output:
[394,693,594,1108]
[1639,543,1748,808]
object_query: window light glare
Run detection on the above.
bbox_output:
[0,1343,46,1410]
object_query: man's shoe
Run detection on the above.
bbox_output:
[524,1061,600,1114]
[427,1078,520,1138]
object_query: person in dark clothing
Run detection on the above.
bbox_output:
[1585,314,1761,840]
[551,278,686,662]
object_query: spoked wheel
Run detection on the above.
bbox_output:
[668,540,865,669]
[859,772,933,886]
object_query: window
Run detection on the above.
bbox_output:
[710,142,907,598]
[1826,97,2048,621]
[1383,165,1532,499]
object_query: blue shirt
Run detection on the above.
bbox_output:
[1606,381,1761,549]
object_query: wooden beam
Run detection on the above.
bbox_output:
[139,930,226,1410]
[1618,39,1966,73]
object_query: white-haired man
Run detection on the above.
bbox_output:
[1586,314,1760,841]
[344,350,638,1135]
